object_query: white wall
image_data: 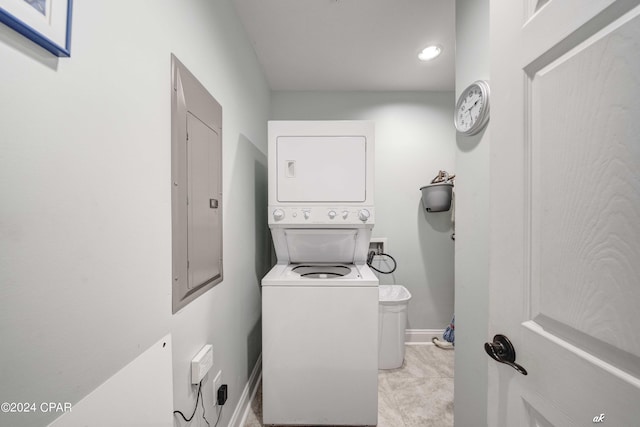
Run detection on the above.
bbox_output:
[0,1,270,426]
[272,91,456,330]
[454,0,490,425]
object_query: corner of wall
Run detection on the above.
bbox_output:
[454,0,491,425]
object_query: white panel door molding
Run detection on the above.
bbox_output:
[489,0,640,425]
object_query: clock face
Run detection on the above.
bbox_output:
[455,80,490,135]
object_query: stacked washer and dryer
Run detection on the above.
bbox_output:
[262,120,379,426]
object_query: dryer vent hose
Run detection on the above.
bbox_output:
[367,251,397,274]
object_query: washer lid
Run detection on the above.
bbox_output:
[284,229,357,263]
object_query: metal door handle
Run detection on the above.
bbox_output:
[484,334,528,375]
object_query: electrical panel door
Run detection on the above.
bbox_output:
[171,54,223,314]
[187,112,221,289]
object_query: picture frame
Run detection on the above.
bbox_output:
[0,0,73,57]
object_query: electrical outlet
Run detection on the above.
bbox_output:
[369,238,387,255]
[191,345,213,384]
[213,370,222,405]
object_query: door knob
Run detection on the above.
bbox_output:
[484,334,528,375]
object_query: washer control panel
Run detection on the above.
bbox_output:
[270,206,374,225]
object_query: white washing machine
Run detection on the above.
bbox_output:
[262,121,378,426]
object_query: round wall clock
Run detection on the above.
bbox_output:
[454,80,490,135]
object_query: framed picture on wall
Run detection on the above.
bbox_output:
[0,0,72,57]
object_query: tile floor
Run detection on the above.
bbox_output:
[244,344,454,427]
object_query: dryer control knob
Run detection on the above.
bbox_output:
[273,209,285,220]
[342,210,349,219]
[303,210,310,220]
[358,209,370,222]
[328,210,337,219]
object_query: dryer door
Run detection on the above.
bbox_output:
[276,136,366,203]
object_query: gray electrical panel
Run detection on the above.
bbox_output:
[171,54,223,314]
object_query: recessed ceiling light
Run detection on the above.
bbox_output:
[418,45,442,61]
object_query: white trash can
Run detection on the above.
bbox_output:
[378,285,412,369]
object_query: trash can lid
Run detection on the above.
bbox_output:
[379,285,412,303]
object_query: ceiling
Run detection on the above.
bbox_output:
[232,0,455,91]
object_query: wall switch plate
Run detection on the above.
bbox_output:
[213,370,222,405]
[191,345,213,384]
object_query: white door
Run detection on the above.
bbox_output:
[489,0,640,425]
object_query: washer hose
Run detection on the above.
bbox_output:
[367,251,397,274]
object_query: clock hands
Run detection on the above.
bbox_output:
[465,99,479,118]
[468,98,482,120]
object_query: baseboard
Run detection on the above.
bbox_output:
[229,353,262,427]
[405,328,444,344]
